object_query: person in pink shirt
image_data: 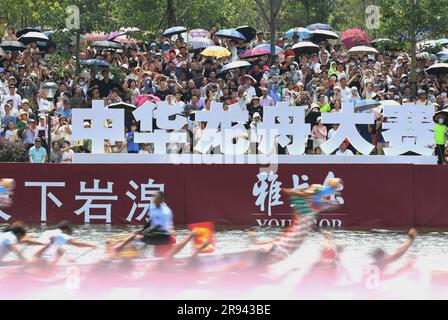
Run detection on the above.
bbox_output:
[311,117,327,150]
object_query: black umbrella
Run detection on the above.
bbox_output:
[426,63,448,75]
[108,102,137,130]
[0,41,26,52]
[90,40,122,49]
[18,31,49,44]
[16,27,41,38]
[236,26,257,42]
[311,30,339,43]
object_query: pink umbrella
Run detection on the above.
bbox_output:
[240,48,271,59]
[341,29,371,49]
[113,36,139,44]
[189,28,210,38]
[135,94,161,106]
[107,31,125,41]
[85,32,109,41]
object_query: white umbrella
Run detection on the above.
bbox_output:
[348,45,379,55]
[291,41,319,55]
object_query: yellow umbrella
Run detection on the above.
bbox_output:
[201,46,231,58]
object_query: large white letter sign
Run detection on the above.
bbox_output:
[320,102,375,155]
[194,101,249,155]
[72,100,125,154]
[382,103,434,155]
[154,101,187,130]
[133,101,186,153]
[258,102,310,155]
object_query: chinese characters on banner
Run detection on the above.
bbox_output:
[252,170,344,216]
[0,178,165,224]
[71,100,436,156]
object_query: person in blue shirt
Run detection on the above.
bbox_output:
[1,103,16,135]
[58,98,72,119]
[139,191,174,245]
[29,138,47,163]
[110,192,174,257]
[126,122,140,153]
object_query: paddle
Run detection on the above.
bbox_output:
[66,247,97,263]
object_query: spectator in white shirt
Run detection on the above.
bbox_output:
[61,140,75,163]
[327,124,339,140]
[335,141,354,155]
[259,87,275,107]
[2,85,21,116]
[338,76,352,102]
[243,77,256,102]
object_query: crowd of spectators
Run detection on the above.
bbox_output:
[1,21,448,162]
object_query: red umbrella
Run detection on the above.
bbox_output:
[341,29,371,49]
[240,48,271,59]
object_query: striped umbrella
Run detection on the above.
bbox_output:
[188,37,214,51]
[189,28,210,38]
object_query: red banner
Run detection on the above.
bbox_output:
[0,163,442,228]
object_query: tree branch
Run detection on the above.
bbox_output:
[254,0,271,25]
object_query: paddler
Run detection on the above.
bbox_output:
[370,228,417,276]
[32,220,97,264]
[0,222,45,264]
[111,191,175,258]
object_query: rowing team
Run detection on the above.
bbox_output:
[0,191,178,265]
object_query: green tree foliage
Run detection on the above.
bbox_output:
[378,0,448,96]
[0,140,29,162]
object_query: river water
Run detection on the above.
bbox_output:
[2,224,448,299]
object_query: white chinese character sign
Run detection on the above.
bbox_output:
[72,100,125,153]
[71,100,437,159]
[382,103,434,155]
[321,102,375,155]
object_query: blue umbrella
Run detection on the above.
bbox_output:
[285,27,312,40]
[162,26,187,37]
[218,60,251,73]
[306,23,332,31]
[253,44,282,54]
[80,59,111,68]
[215,29,246,41]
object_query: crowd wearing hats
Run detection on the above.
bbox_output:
[1,22,448,161]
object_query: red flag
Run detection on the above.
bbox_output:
[188,222,215,254]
